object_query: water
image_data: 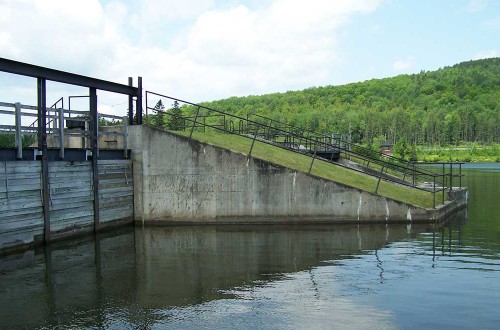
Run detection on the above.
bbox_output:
[0,164,499,329]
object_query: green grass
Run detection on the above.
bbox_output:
[418,144,500,163]
[174,130,437,208]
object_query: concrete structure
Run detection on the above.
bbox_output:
[128,126,467,224]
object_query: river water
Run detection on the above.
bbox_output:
[0,164,499,329]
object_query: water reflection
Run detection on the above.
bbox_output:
[0,220,459,329]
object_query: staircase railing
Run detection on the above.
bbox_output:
[145,91,465,208]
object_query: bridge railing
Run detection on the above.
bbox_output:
[145,91,467,208]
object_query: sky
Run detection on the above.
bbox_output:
[0,0,499,117]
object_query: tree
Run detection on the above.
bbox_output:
[394,137,409,160]
[151,99,166,128]
[167,100,184,130]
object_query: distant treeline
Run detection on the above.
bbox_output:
[194,57,499,147]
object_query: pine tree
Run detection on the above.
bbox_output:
[167,100,184,130]
[152,99,165,128]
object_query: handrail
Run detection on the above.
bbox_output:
[145,91,441,179]
[0,102,129,159]
[144,91,467,208]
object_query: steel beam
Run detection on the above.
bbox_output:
[0,57,138,96]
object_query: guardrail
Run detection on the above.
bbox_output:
[145,91,464,208]
[0,101,128,159]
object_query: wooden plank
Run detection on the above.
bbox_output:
[100,208,133,223]
[6,178,42,186]
[49,190,93,200]
[49,194,94,205]
[98,198,132,209]
[97,186,133,195]
[0,172,41,180]
[0,209,44,223]
[48,170,92,178]
[0,198,42,212]
[3,184,41,192]
[98,173,131,181]
[49,200,94,212]
[51,215,94,232]
[50,208,94,222]
[0,218,44,233]
[48,180,92,189]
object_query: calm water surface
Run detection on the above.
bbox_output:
[0,164,499,329]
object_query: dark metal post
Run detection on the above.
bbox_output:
[249,125,260,156]
[375,165,384,194]
[128,77,133,125]
[15,102,22,159]
[38,78,50,243]
[136,76,142,125]
[190,106,201,138]
[89,88,100,232]
[449,163,453,195]
[433,176,436,209]
[308,143,317,174]
[58,107,65,159]
[412,163,416,186]
[459,163,462,188]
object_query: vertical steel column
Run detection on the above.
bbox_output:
[58,107,65,159]
[136,77,143,125]
[128,77,134,125]
[90,88,100,232]
[14,102,22,159]
[123,116,128,159]
[38,78,51,243]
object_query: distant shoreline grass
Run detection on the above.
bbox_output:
[416,144,499,163]
[173,130,438,209]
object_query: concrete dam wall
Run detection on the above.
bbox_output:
[128,126,466,224]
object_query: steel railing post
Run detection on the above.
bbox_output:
[375,165,384,194]
[58,107,64,159]
[15,102,22,159]
[433,176,436,209]
[190,106,201,138]
[308,141,318,174]
[249,125,260,156]
[123,116,128,159]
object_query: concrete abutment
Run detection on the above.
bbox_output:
[128,126,467,225]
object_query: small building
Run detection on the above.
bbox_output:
[380,141,394,157]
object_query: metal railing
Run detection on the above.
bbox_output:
[145,91,465,208]
[0,101,129,159]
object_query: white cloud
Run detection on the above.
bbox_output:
[0,0,384,108]
[472,50,498,60]
[392,56,415,72]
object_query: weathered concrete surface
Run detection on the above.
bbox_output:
[128,126,467,224]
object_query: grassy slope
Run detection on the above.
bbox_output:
[175,130,439,209]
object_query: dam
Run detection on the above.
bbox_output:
[0,58,468,253]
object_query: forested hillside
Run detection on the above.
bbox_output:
[198,58,499,147]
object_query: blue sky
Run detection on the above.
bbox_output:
[0,0,498,116]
